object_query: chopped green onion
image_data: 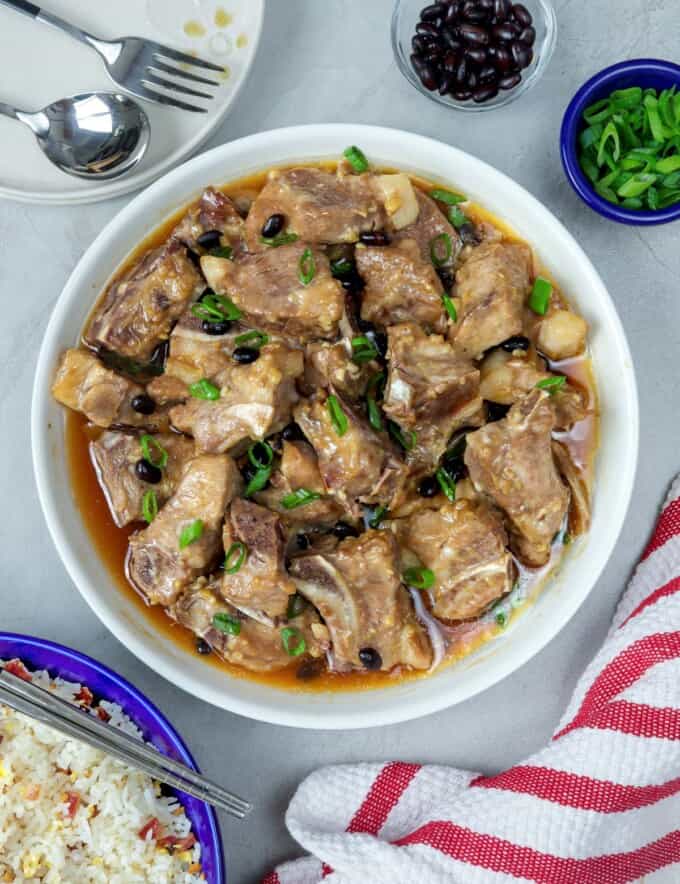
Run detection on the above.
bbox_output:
[327,394,348,436]
[388,420,416,451]
[281,626,306,656]
[617,173,657,198]
[179,519,203,549]
[244,468,271,497]
[430,187,466,205]
[366,370,385,432]
[224,542,247,574]
[248,440,274,470]
[343,145,369,173]
[140,435,168,469]
[191,293,242,323]
[368,505,387,529]
[141,490,158,524]
[260,232,299,247]
[234,330,269,348]
[563,532,572,546]
[495,610,507,628]
[403,566,435,590]
[281,488,322,510]
[351,335,379,365]
[442,293,458,322]
[430,232,453,267]
[536,375,567,394]
[189,378,220,400]
[287,593,307,619]
[298,247,316,285]
[448,205,468,229]
[213,613,241,636]
[209,245,233,259]
[435,467,456,502]
[529,277,552,315]
[330,256,354,277]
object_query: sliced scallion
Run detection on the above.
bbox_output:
[388,420,416,451]
[430,187,466,205]
[429,232,453,267]
[448,205,468,229]
[189,378,220,400]
[298,247,316,285]
[244,441,274,497]
[212,613,241,636]
[435,467,456,502]
[327,394,348,437]
[191,293,242,323]
[403,566,435,590]
[209,245,233,259]
[224,541,247,574]
[536,375,567,394]
[368,505,387,529]
[260,232,299,247]
[343,145,369,173]
[529,277,552,315]
[366,370,385,432]
[234,330,269,348]
[281,488,322,510]
[351,335,379,364]
[140,435,168,469]
[141,489,158,524]
[179,519,203,550]
[281,626,306,656]
[442,293,458,322]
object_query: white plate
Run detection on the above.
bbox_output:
[32,125,639,729]
[0,0,263,205]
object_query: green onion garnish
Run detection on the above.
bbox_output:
[298,247,316,285]
[209,245,233,259]
[191,293,242,323]
[213,613,241,636]
[430,188,466,205]
[368,505,387,529]
[281,626,306,657]
[536,375,567,394]
[448,205,468,229]
[578,85,680,211]
[430,232,453,267]
[287,593,307,619]
[343,145,369,173]
[281,488,322,510]
[224,541,247,574]
[388,420,416,451]
[189,378,220,400]
[529,277,552,315]
[179,519,203,549]
[495,610,507,629]
[248,440,273,470]
[563,532,572,546]
[442,293,457,322]
[244,441,274,497]
[327,394,348,436]
[403,566,435,590]
[260,232,299,247]
[366,370,385,432]
[435,467,456,502]
[330,256,353,277]
[141,489,158,524]
[234,330,269,348]
[351,335,379,365]
[140,434,168,468]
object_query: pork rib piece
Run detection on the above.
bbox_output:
[172,187,245,255]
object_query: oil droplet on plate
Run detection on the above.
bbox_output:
[218,64,232,81]
[215,7,233,27]
[184,19,207,37]
[236,32,248,48]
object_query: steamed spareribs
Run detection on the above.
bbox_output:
[90,431,194,528]
[201,241,344,342]
[127,454,241,606]
[290,530,432,672]
[451,241,532,357]
[170,343,303,454]
[404,500,514,621]
[171,187,245,255]
[391,187,460,266]
[220,499,297,623]
[295,393,407,509]
[464,390,569,566]
[86,239,203,363]
[52,349,166,430]
[244,167,386,247]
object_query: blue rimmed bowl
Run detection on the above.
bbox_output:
[0,633,225,884]
[561,58,680,225]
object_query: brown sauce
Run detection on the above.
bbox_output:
[66,164,599,693]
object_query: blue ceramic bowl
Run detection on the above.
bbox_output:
[561,58,680,225]
[0,633,225,884]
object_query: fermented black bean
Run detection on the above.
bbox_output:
[459,23,490,45]
[511,3,532,26]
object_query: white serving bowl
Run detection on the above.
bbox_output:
[32,125,638,729]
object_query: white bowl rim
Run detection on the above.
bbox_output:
[32,123,639,729]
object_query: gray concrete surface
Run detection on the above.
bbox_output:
[1,1,679,881]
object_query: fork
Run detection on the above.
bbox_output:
[0,0,225,113]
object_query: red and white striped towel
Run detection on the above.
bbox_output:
[265,477,680,884]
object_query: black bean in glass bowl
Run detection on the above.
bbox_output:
[391,0,556,111]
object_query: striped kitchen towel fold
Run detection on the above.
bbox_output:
[265,475,680,884]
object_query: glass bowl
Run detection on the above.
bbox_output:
[391,0,557,112]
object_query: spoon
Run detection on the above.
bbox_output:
[0,92,150,180]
